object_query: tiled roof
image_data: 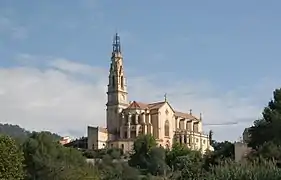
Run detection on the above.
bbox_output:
[175,111,198,120]
[126,101,146,109]
[148,101,166,110]
[126,101,165,110]
[126,101,199,120]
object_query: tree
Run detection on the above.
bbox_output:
[147,147,170,176]
[166,142,192,169]
[171,155,204,180]
[247,141,281,163]
[202,141,234,171]
[129,134,157,169]
[96,154,140,180]
[248,88,281,149]
[22,132,99,180]
[128,134,171,177]
[209,130,215,146]
[166,143,204,179]
[0,135,24,180]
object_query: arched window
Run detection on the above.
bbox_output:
[164,120,169,137]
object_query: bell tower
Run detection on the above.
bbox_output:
[106,33,128,136]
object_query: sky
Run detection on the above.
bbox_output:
[0,0,281,141]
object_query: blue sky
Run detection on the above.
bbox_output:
[0,0,281,141]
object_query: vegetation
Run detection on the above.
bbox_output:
[0,134,24,180]
[1,88,281,179]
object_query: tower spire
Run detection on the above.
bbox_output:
[112,33,121,53]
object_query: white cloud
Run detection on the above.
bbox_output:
[0,55,279,141]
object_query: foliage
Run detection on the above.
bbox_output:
[0,123,30,143]
[204,159,281,180]
[128,135,171,176]
[165,143,204,179]
[146,147,170,176]
[0,123,61,141]
[22,132,98,180]
[129,134,157,169]
[0,134,24,180]
[96,154,139,180]
[203,141,235,170]
[83,148,123,159]
[248,88,281,149]
[166,142,193,169]
[247,141,281,163]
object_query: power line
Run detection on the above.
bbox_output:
[203,122,238,126]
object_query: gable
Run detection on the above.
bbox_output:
[158,101,175,115]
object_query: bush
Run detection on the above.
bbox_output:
[204,159,281,180]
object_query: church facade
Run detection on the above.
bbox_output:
[87,34,213,153]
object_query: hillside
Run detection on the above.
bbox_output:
[0,123,61,141]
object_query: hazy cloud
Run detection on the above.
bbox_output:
[0,55,279,141]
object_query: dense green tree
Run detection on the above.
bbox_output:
[147,147,170,176]
[171,155,204,180]
[165,143,205,179]
[128,135,170,176]
[247,141,281,163]
[248,88,281,149]
[96,154,140,180]
[202,141,234,171]
[209,130,215,146]
[0,134,24,180]
[166,142,192,169]
[129,134,157,169]
[83,148,123,159]
[22,132,98,180]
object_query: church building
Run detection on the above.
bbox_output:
[87,33,213,153]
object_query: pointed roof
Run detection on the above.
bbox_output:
[174,111,197,120]
[126,101,147,110]
[148,101,166,110]
[126,101,166,110]
[125,100,199,120]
